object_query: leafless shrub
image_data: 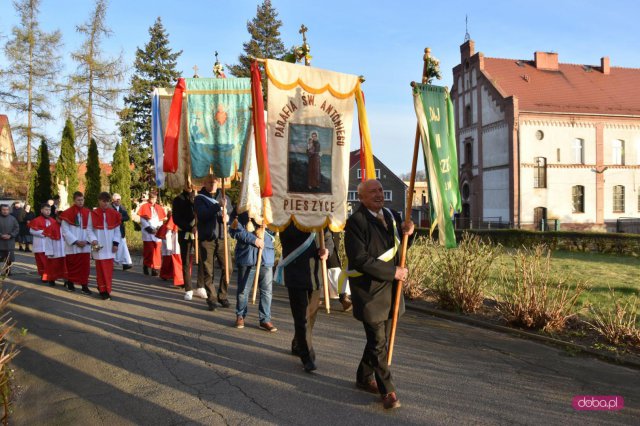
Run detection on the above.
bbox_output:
[497,245,586,332]
[0,258,20,425]
[587,288,640,347]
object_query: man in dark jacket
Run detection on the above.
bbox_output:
[172,183,196,293]
[344,179,414,410]
[229,211,277,332]
[0,204,20,275]
[278,224,332,373]
[194,175,232,310]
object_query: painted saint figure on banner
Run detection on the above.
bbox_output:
[307,131,321,190]
[288,124,332,194]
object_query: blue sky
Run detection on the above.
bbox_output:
[1,0,639,174]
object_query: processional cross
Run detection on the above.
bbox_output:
[192,64,200,78]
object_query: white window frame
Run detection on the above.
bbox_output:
[612,139,625,165]
[383,190,392,201]
[347,191,358,201]
[572,138,584,164]
[356,168,381,179]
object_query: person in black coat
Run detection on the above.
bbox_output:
[278,223,332,373]
[193,175,232,310]
[344,179,414,410]
[172,183,196,293]
[111,194,133,270]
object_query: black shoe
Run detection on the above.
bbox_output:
[207,301,217,311]
[18,247,24,252]
[218,299,230,308]
[100,292,111,300]
[25,248,31,253]
[151,269,159,277]
[302,357,317,373]
[143,266,150,275]
[123,264,132,271]
[48,281,56,287]
[81,286,92,296]
[65,281,76,292]
[291,341,301,357]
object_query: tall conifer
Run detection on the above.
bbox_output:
[54,118,79,206]
[29,138,52,207]
[118,17,181,197]
[84,138,101,208]
[109,141,133,234]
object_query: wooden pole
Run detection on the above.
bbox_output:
[222,177,230,286]
[251,199,267,304]
[387,47,430,366]
[318,231,330,314]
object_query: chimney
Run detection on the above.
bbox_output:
[601,56,610,75]
[534,51,559,70]
[460,39,475,62]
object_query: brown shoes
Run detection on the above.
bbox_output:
[259,322,278,332]
[356,380,379,394]
[382,392,401,409]
[235,316,245,329]
[339,294,353,312]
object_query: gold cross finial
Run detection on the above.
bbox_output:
[299,24,308,45]
[192,64,199,78]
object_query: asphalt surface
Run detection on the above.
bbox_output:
[4,251,639,425]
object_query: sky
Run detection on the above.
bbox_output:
[1,0,639,175]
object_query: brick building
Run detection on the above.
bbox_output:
[452,39,640,230]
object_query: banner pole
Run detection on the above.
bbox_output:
[318,231,331,314]
[251,198,267,304]
[388,47,430,366]
[222,177,230,287]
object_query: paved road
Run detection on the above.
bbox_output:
[5,252,639,425]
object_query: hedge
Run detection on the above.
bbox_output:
[416,228,640,257]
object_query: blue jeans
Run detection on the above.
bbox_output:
[236,265,273,323]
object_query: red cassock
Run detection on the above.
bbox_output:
[59,206,91,285]
[157,217,184,286]
[42,221,67,282]
[90,208,121,294]
[139,203,165,270]
[29,216,51,281]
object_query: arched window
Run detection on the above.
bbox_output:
[572,185,584,213]
[612,140,625,165]
[572,138,584,164]
[613,185,625,212]
[534,157,547,188]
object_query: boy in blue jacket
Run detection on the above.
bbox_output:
[229,210,277,332]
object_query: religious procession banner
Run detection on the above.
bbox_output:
[164,78,252,179]
[151,88,190,189]
[264,59,363,232]
[237,112,272,224]
[413,84,461,248]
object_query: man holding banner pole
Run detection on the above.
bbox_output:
[344,179,414,410]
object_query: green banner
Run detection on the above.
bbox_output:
[413,84,461,248]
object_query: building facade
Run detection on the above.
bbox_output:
[452,40,640,231]
[347,150,407,216]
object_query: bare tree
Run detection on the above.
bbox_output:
[66,0,123,156]
[3,0,62,171]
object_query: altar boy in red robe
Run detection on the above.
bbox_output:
[43,214,67,285]
[87,192,122,300]
[157,210,184,286]
[138,190,166,276]
[60,192,92,295]
[28,203,54,284]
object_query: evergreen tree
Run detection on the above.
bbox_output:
[54,118,80,206]
[227,0,286,100]
[84,138,101,208]
[3,0,62,171]
[32,138,52,208]
[118,17,181,198]
[67,0,123,154]
[109,140,133,234]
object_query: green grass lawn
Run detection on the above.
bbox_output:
[486,249,639,318]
